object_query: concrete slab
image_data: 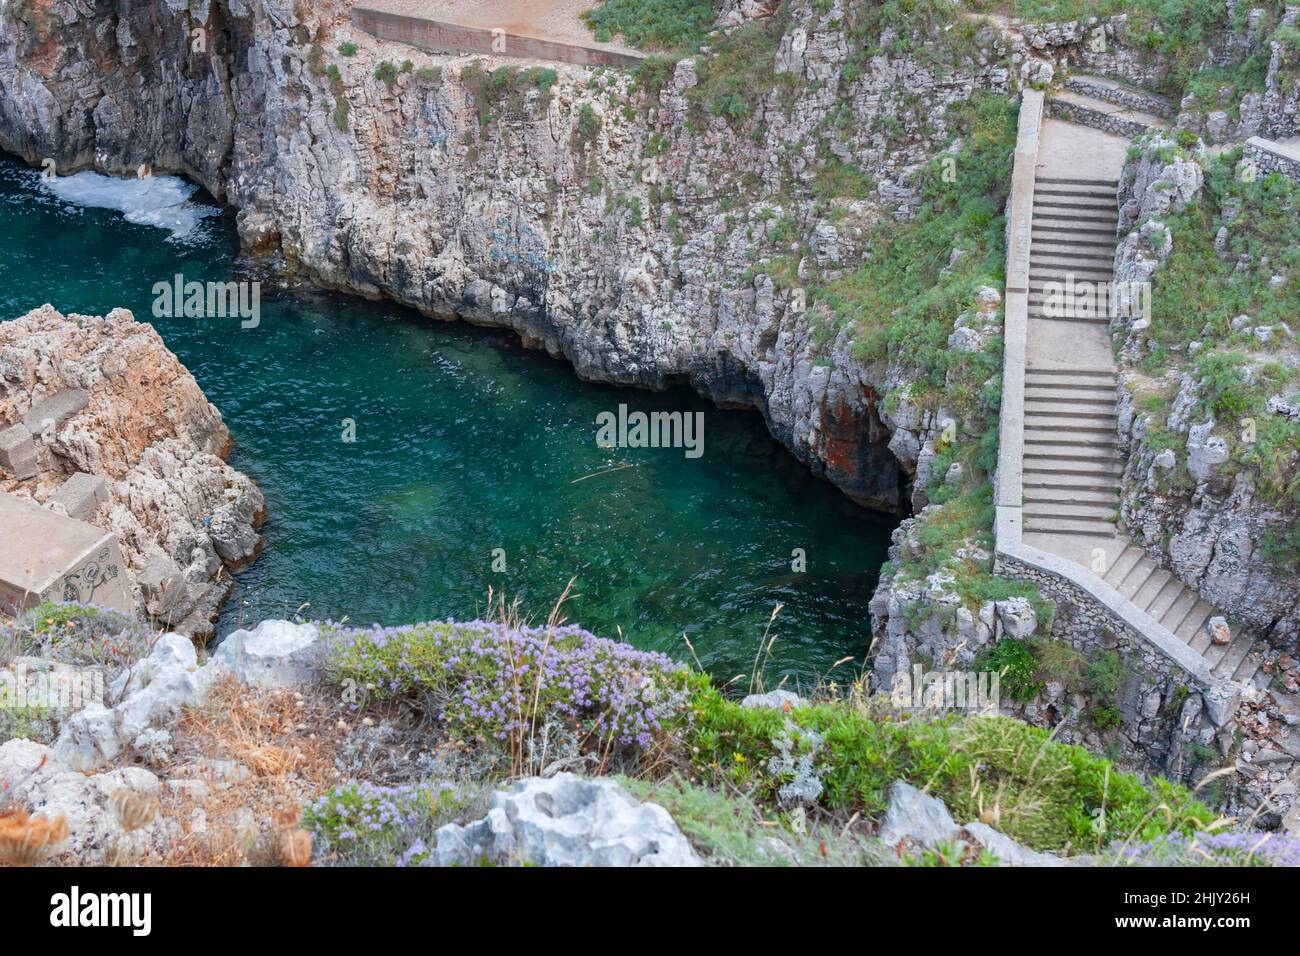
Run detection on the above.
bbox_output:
[1036,118,1129,182]
[21,388,89,434]
[0,423,37,479]
[49,472,110,521]
[353,0,643,66]
[0,492,134,616]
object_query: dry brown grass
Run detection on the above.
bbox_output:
[155,676,348,866]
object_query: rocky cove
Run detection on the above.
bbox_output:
[0,0,1298,872]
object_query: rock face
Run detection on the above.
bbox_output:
[0,0,1019,514]
[210,619,323,688]
[0,305,264,636]
[1113,137,1299,652]
[433,773,702,867]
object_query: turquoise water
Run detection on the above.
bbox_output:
[0,154,896,686]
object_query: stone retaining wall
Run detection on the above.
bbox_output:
[1245,136,1300,182]
[350,5,645,68]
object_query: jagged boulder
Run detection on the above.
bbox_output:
[433,773,701,867]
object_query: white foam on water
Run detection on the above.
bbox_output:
[41,170,220,241]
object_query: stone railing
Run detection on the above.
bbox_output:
[993,90,1237,727]
[350,5,645,69]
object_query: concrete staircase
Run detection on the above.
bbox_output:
[1098,543,1268,688]
[1021,160,1271,693]
[1023,174,1122,539]
[1050,74,1171,138]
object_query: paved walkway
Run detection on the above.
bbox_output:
[352,0,641,62]
[1022,118,1268,688]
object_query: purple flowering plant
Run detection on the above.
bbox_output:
[322,620,694,759]
[1114,830,1300,867]
[302,780,461,867]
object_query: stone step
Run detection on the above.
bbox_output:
[1025,366,1115,378]
[1036,176,1120,188]
[1024,448,1121,466]
[1180,601,1217,649]
[1024,463,1123,482]
[1024,475,1121,494]
[1024,394,1116,410]
[1063,74,1176,120]
[1024,380,1116,397]
[1022,416,1118,435]
[1030,239,1118,258]
[1131,566,1175,611]
[1030,252,1117,269]
[1022,516,1116,537]
[1158,588,1201,634]
[1035,185,1118,201]
[1024,486,1118,505]
[1032,222,1119,239]
[1024,501,1118,520]
[1102,544,1144,584]
[1049,90,1169,137]
[1212,631,1256,680]
[1029,317,1112,329]
[1024,398,1116,415]
[1033,209,1119,227]
[1115,557,1161,600]
[1023,432,1120,452]
[1229,643,1265,685]
[1025,381,1115,398]
[1024,371,1116,388]
[1144,576,1187,620]
[1033,196,1118,212]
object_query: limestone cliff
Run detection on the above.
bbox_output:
[0,0,1022,514]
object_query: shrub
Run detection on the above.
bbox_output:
[581,0,714,52]
[323,620,692,761]
[304,781,469,867]
[0,601,155,672]
[338,41,358,57]
[374,60,400,87]
[975,639,1042,704]
[681,684,1214,852]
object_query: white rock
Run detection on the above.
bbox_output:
[996,597,1038,638]
[0,739,163,865]
[433,773,701,867]
[54,633,210,771]
[211,619,322,688]
[878,780,961,846]
[741,689,802,710]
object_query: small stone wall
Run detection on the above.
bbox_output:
[995,550,1219,781]
[1048,95,1153,138]
[1245,136,1300,183]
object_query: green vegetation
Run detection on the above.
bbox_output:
[374,60,400,88]
[1133,147,1300,562]
[338,41,358,57]
[975,639,1042,703]
[322,613,1215,856]
[683,678,1214,852]
[687,10,791,124]
[581,0,716,52]
[325,63,349,132]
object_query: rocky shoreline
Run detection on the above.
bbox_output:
[0,305,265,636]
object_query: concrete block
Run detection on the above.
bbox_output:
[49,472,109,521]
[0,424,38,479]
[0,491,134,616]
[21,388,90,434]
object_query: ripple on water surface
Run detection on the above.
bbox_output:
[0,154,897,685]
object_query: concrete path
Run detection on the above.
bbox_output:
[1022,118,1270,689]
[351,0,642,64]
